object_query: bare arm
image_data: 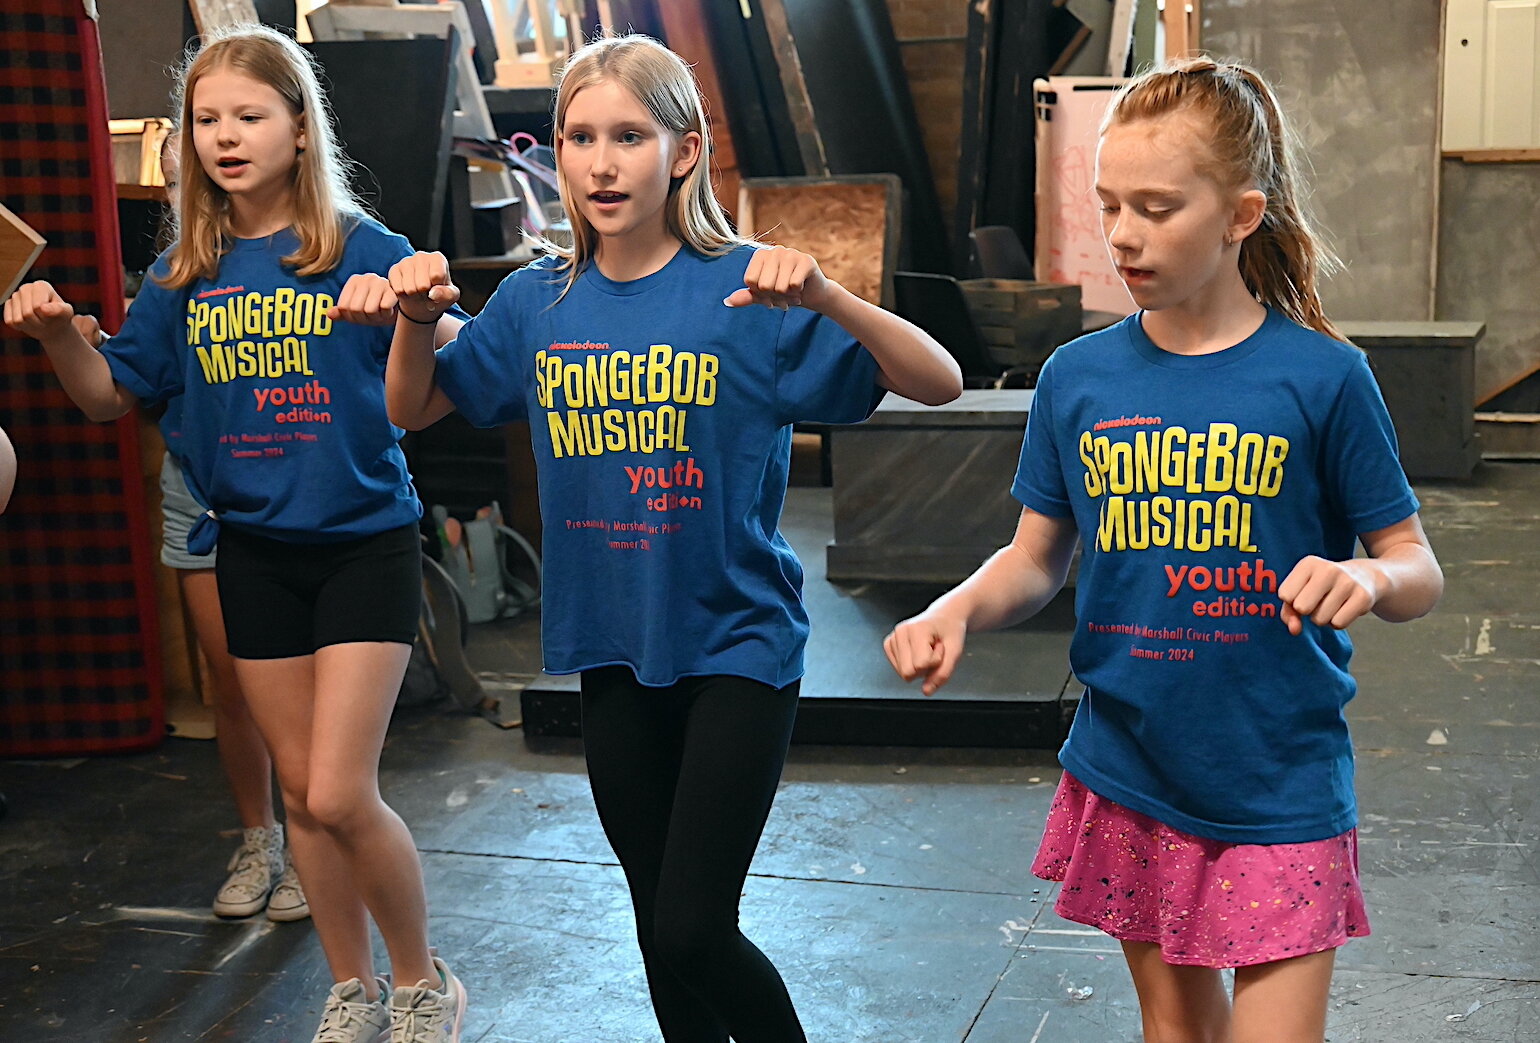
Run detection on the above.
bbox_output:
[816,283,964,405]
[1277,514,1443,634]
[331,266,463,430]
[885,507,1080,694]
[384,252,460,430]
[3,282,137,421]
[725,246,963,406]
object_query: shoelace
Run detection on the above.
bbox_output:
[391,989,450,1043]
[315,995,383,1042]
[226,841,265,873]
[220,844,270,897]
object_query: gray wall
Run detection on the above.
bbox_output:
[1206,0,1540,405]
[1202,0,1441,323]
[1437,161,1540,405]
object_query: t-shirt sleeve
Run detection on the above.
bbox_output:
[1322,353,1420,534]
[1010,354,1073,517]
[773,306,885,426]
[433,277,527,428]
[98,264,184,403]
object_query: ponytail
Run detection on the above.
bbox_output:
[1105,57,1344,342]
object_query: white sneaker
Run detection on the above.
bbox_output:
[389,957,465,1042]
[266,852,311,922]
[312,977,391,1043]
[212,826,279,918]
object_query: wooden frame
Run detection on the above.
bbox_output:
[0,203,46,303]
[109,117,173,188]
[1161,0,1199,60]
[757,0,830,177]
[306,1,516,206]
[738,174,902,310]
[489,0,561,87]
[187,0,260,33]
[1106,0,1137,76]
[1444,148,1540,163]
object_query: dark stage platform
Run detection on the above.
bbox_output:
[520,487,1081,748]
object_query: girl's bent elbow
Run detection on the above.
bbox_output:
[388,408,425,431]
[917,377,963,406]
[85,400,133,424]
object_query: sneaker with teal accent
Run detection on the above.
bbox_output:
[312,977,390,1043]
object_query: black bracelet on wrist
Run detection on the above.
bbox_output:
[399,309,438,325]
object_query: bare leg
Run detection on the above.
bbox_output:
[235,654,378,994]
[1231,949,1334,1043]
[305,641,436,989]
[180,569,274,829]
[1122,940,1233,1043]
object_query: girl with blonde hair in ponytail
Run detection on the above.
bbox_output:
[886,57,1442,1043]
[381,32,960,1041]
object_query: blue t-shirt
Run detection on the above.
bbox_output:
[1013,309,1419,844]
[102,216,435,542]
[435,244,884,687]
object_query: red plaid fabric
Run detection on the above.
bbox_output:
[0,2,163,755]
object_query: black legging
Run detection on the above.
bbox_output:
[580,665,807,1043]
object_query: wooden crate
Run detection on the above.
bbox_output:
[959,277,1082,371]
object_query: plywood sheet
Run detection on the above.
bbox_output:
[0,202,45,302]
[738,175,901,308]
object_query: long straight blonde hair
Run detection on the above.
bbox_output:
[160,23,362,288]
[1103,57,1345,342]
[542,35,752,297]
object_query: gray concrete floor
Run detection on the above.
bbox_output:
[1,466,1538,1042]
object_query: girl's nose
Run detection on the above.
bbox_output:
[592,144,618,177]
[1107,214,1137,252]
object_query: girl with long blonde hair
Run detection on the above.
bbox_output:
[7,23,469,1043]
[379,33,961,1042]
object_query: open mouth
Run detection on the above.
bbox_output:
[216,157,249,173]
[1120,266,1153,282]
[589,191,627,205]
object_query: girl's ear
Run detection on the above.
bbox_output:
[1230,188,1266,244]
[672,130,703,179]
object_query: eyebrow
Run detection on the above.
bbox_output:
[1094,185,1183,199]
[191,102,276,116]
[564,119,652,134]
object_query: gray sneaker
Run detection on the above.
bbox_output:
[389,957,465,1042]
[266,852,310,922]
[212,826,279,918]
[312,977,390,1043]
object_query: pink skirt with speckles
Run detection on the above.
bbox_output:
[1031,772,1370,968]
